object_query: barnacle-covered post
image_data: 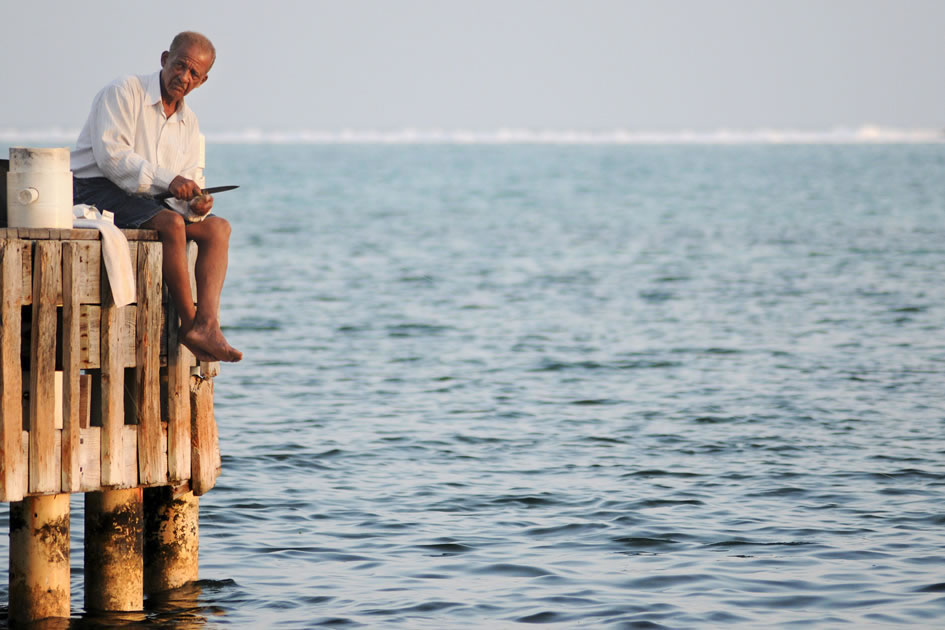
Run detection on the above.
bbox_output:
[9,494,71,623]
[144,486,200,594]
[85,488,144,611]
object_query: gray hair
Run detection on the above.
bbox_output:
[169,31,216,67]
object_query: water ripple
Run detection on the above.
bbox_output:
[5,144,944,628]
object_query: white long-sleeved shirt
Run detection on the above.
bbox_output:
[71,71,203,218]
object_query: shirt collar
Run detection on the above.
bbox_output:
[148,70,191,123]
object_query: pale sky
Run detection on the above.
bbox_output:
[3,0,943,133]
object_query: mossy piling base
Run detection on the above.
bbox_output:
[144,486,199,594]
[85,488,144,612]
[9,494,71,623]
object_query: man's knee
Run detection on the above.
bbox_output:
[203,216,232,240]
[145,209,187,235]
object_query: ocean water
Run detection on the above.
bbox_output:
[2,142,945,628]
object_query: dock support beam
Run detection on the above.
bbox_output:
[9,493,71,623]
[144,486,199,594]
[85,488,144,612]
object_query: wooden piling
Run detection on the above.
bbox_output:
[9,493,71,623]
[143,486,199,594]
[85,488,144,611]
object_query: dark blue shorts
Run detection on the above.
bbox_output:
[73,177,172,229]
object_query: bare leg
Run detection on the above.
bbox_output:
[143,211,241,362]
[184,216,242,362]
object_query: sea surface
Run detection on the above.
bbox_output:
[2,142,945,628]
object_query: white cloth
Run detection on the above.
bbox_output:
[73,204,136,307]
[70,70,206,221]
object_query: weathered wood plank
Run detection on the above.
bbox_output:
[170,240,198,483]
[18,228,51,241]
[80,305,93,367]
[61,242,82,492]
[16,429,63,497]
[74,241,101,303]
[80,304,177,369]
[123,229,160,242]
[127,241,139,276]
[100,255,125,487]
[80,304,132,368]
[79,426,101,492]
[17,240,32,305]
[136,242,165,484]
[29,240,61,493]
[0,241,26,501]
[75,237,201,369]
[53,371,64,430]
[199,361,220,379]
[79,425,161,494]
[7,228,99,241]
[1,228,158,243]
[210,395,221,476]
[123,424,139,486]
[79,373,92,429]
[190,376,218,496]
[59,228,100,240]
[19,429,28,490]
[166,301,193,482]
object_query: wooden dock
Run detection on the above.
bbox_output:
[1,227,222,621]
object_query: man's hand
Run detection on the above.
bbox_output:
[168,175,203,200]
[189,193,214,217]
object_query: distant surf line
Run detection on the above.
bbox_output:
[2,126,943,145]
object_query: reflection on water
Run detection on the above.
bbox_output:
[0,580,233,628]
[138,580,231,629]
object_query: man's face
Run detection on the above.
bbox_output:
[160,44,213,101]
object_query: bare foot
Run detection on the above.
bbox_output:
[181,322,243,362]
[182,343,217,363]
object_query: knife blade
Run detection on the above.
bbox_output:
[155,185,240,201]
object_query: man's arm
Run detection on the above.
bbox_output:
[88,79,179,195]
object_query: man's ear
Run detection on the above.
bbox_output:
[160,51,169,66]
[199,74,209,87]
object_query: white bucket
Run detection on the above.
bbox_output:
[6,147,73,229]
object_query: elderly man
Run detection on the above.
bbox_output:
[72,31,241,362]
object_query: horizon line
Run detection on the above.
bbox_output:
[1,125,943,145]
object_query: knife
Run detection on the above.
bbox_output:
[155,185,240,201]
